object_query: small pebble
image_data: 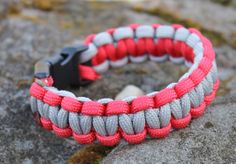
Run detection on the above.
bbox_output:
[115,85,144,100]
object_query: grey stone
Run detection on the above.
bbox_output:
[0,0,235,163]
[102,97,236,163]
[135,0,236,44]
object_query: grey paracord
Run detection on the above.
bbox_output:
[31,66,217,136]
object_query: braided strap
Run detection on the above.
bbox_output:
[29,24,219,146]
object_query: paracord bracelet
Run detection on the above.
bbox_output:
[29,24,219,146]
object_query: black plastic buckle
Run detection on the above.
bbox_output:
[34,44,91,89]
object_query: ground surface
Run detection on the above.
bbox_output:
[0,0,235,163]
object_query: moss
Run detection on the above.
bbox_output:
[89,1,120,11]
[230,31,236,48]
[60,20,76,30]
[17,79,33,88]
[67,144,114,164]
[132,5,227,47]
[21,0,66,11]
[204,122,214,129]
[8,12,44,24]
[7,4,22,15]
[210,0,233,6]
[0,3,22,20]
[216,76,234,96]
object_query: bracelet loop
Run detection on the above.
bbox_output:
[30,24,219,146]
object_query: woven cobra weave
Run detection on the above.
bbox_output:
[29,24,219,146]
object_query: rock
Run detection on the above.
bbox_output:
[115,85,144,100]
[0,0,235,163]
[132,0,236,47]
[102,96,236,163]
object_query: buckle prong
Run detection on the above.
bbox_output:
[34,44,88,89]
